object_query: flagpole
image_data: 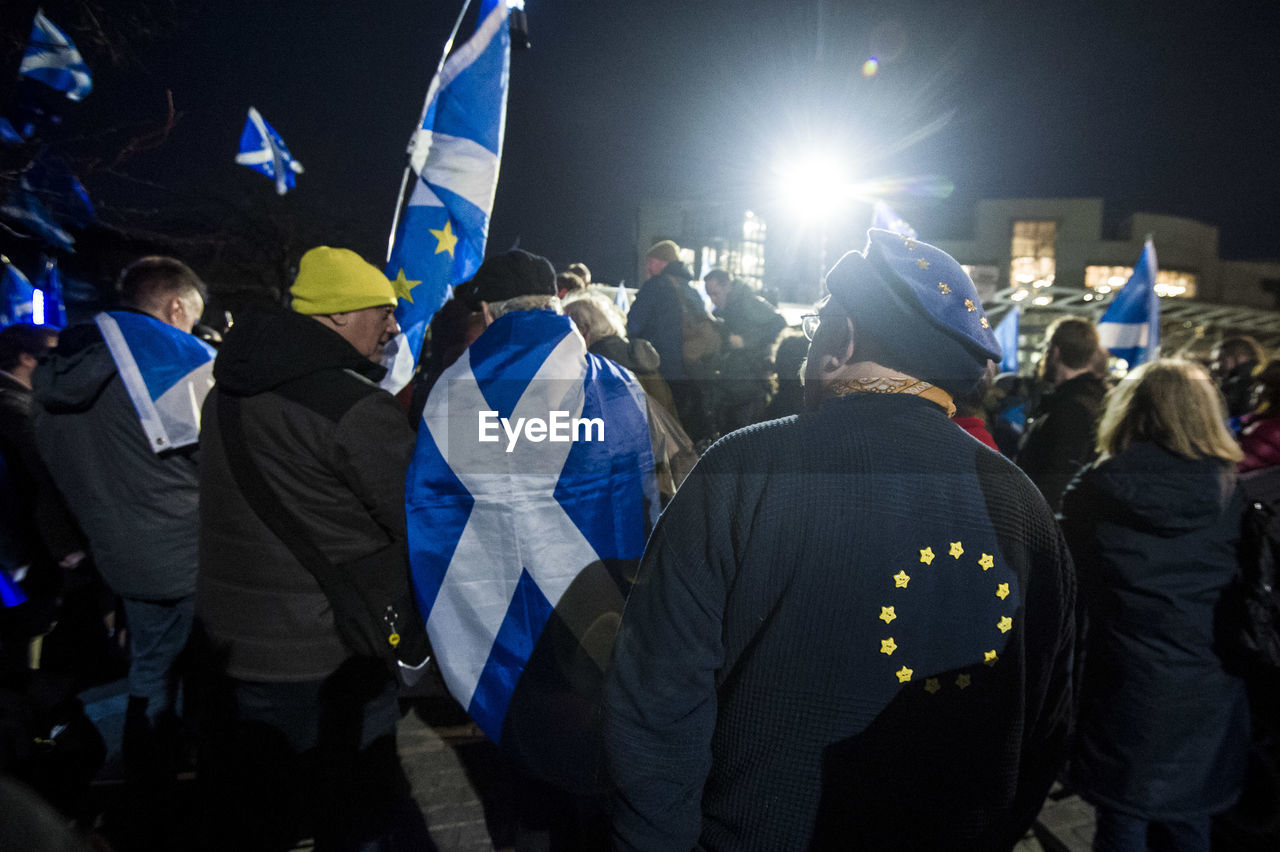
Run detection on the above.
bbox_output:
[386,0,476,263]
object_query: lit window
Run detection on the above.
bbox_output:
[1084,265,1196,298]
[1010,221,1056,290]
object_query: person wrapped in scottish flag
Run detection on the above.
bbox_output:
[406,248,658,844]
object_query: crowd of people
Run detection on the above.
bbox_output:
[0,230,1278,851]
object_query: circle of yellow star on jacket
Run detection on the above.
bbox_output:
[893,570,910,588]
[924,677,940,694]
[919,547,935,565]
[880,637,898,655]
[979,553,994,571]
[429,220,458,257]
[956,673,971,689]
[879,606,897,624]
[997,616,1013,633]
[949,541,964,558]
[391,269,421,303]
[984,650,999,666]
[896,666,913,682]
[996,582,1010,600]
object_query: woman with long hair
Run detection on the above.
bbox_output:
[1060,358,1250,852]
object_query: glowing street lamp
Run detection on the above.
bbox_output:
[777,153,850,220]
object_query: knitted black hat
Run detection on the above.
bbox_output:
[461,249,556,309]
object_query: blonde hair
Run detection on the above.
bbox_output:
[1095,358,1242,463]
[561,292,625,346]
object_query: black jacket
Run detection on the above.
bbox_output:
[197,307,416,681]
[1017,374,1107,511]
[626,262,700,382]
[33,323,199,600]
[1060,442,1250,818]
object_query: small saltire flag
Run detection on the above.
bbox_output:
[0,183,75,251]
[382,0,512,393]
[994,308,1019,374]
[95,311,216,453]
[614,282,631,312]
[35,257,65,328]
[872,199,916,238]
[235,107,304,195]
[406,309,657,756]
[1097,239,1159,368]
[1,260,36,326]
[19,10,92,101]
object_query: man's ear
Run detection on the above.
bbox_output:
[480,301,495,326]
[822,316,856,371]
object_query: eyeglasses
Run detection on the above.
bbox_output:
[801,313,820,341]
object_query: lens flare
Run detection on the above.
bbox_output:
[862,57,879,78]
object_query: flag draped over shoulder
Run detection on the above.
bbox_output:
[2,262,36,326]
[406,309,656,751]
[382,0,511,393]
[235,107,304,195]
[19,11,92,101]
[95,312,216,453]
[994,308,1019,374]
[872,199,916,238]
[1097,239,1159,367]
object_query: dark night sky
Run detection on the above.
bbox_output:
[21,0,1280,288]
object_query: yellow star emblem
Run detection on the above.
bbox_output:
[978,553,994,571]
[893,570,910,589]
[879,606,897,624]
[980,317,990,329]
[429,220,458,258]
[924,678,940,694]
[916,258,930,270]
[880,637,898,655]
[997,616,1013,634]
[919,547,935,565]
[390,269,422,304]
[903,237,916,250]
[956,673,971,689]
[949,541,964,559]
[983,650,999,667]
[996,582,1010,600]
[938,282,951,295]
[896,666,913,683]
[964,298,976,312]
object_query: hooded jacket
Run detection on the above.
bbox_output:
[1060,442,1250,818]
[197,306,416,682]
[32,321,199,600]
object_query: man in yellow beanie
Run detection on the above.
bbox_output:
[196,246,430,847]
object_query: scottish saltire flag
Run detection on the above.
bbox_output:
[34,258,65,328]
[994,307,1019,374]
[872,199,916,238]
[19,11,92,101]
[0,184,75,251]
[406,309,657,744]
[615,282,631,312]
[235,107,304,195]
[95,311,216,453]
[1098,239,1159,367]
[382,0,512,393]
[2,261,35,326]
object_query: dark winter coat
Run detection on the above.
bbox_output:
[197,307,416,682]
[589,334,675,416]
[605,393,1076,851]
[1060,442,1250,818]
[626,262,700,383]
[32,322,199,600]
[1239,413,1280,473]
[713,286,785,389]
[1016,373,1107,511]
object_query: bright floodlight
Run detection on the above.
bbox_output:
[778,153,849,220]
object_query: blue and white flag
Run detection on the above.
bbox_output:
[95,311,216,453]
[382,0,511,393]
[406,309,656,745]
[614,282,631,312]
[1098,239,1159,368]
[994,307,1019,374]
[235,107,304,195]
[19,11,92,101]
[0,184,75,251]
[1,261,35,327]
[34,257,65,328]
[872,199,916,238]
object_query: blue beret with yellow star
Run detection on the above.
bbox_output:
[824,229,1001,396]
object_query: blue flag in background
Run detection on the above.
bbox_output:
[994,308,1019,374]
[872,199,916,238]
[19,11,92,101]
[35,257,65,328]
[1097,239,1159,367]
[382,0,511,393]
[95,311,216,453]
[406,310,656,744]
[2,261,35,326]
[235,107,304,195]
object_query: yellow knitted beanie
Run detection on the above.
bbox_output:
[290,246,397,315]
